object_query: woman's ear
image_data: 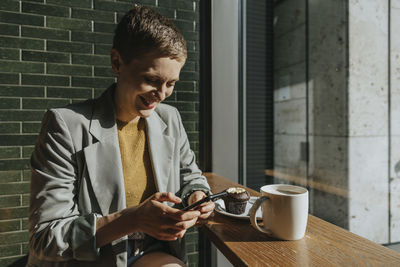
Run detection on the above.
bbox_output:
[110,49,123,76]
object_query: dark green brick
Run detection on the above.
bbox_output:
[23,170,30,181]
[0,135,38,146]
[47,16,92,31]
[72,8,114,23]
[174,81,195,92]
[94,44,112,55]
[190,141,198,152]
[21,26,69,41]
[0,36,44,50]
[182,121,195,131]
[182,61,195,72]
[182,31,199,41]
[47,40,92,54]
[187,132,198,142]
[117,0,155,5]
[22,242,29,253]
[22,2,69,17]
[186,231,198,243]
[174,20,195,32]
[176,10,199,21]
[0,0,20,12]
[174,102,194,111]
[158,0,194,10]
[22,146,34,158]
[0,123,20,134]
[22,98,69,110]
[21,243,29,255]
[93,88,105,98]
[47,63,92,76]
[0,256,30,267]
[22,196,29,208]
[0,171,20,183]
[186,41,196,52]
[22,74,69,86]
[72,54,109,66]
[0,11,44,26]
[72,76,114,88]
[94,22,116,33]
[0,109,45,121]
[0,73,19,85]
[94,0,132,12]
[0,60,44,74]
[94,66,114,77]
[0,48,19,60]
[0,195,20,208]
[0,207,29,221]
[22,51,69,63]
[47,0,92,8]
[0,86,44,97]
[0,230,29,245]
[0,182,30,195]
[187,51,199,61]
[0,23,19,36]
[22,122,41,133]
[0,220,20,233]
[180,112,197,121]
[0,98,19,109]
[177,92,199,101]
[186,243,198,253]
[0,244,20,257]
[0,147,20,159]
[71,31,113,44]
[180,71,199,81]
[0,159,30,171]
[47,86,92,99]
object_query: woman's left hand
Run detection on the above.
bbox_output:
[187,191,215,220]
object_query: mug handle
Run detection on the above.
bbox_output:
[249,196,272,235]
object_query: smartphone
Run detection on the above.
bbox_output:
[180,190,228,211]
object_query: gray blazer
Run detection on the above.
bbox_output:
[27,84,210,267]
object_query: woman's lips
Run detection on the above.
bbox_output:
[139,95,157,109]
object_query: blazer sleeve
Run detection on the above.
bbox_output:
[174,108,211,205]
[29,109,100,261]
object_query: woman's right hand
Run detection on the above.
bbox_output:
[127,192,201,241]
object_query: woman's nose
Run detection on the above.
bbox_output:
[157,84,168,101]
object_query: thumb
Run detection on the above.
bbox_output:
[154,192,182,204]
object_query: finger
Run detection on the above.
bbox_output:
[199,211,213,220]
[199,202,215,213]
[188,191,207,205]
[174,218,198,230]
[166,209,201,221]
[152,201,198,221]
[154,192,182,204]
[159,229,187,240]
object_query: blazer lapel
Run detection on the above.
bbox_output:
[145,112,174,193]
[84,85,126,216]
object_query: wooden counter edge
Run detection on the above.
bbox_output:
[201,172,400,265]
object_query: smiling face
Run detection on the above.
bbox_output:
[112,49,184,122]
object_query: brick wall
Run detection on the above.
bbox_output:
[0,0,201,266]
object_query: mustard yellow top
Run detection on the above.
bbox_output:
[117,118,156,207]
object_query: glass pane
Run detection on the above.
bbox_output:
[272,0,396,246]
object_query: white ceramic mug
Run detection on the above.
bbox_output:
[249,184,309,240]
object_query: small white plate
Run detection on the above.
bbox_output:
[214,196,262,220]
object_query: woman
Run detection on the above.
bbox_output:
[28,6,214,267]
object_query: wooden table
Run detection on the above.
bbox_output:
[201,173,400,267]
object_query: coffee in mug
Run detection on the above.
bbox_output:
[249,184,308,240]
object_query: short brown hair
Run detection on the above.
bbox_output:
[113,6,187,63]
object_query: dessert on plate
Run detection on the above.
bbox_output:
[222,187,250,214]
